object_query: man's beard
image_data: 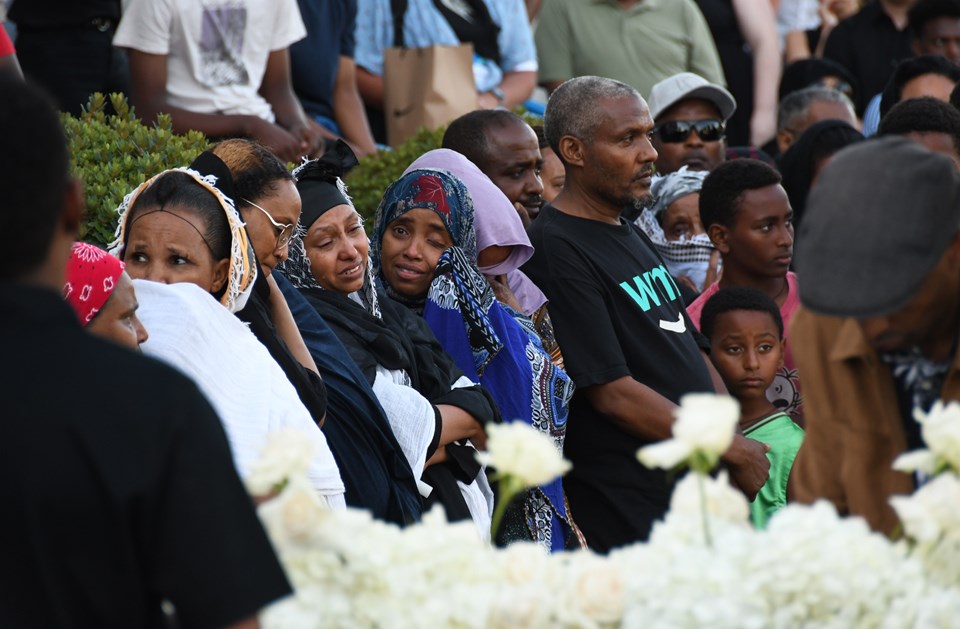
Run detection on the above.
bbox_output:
[620,191,655,221]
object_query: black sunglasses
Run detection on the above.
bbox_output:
[653,119,726,143]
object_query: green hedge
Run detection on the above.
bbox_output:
[69,94,541,243]
[67,93,209,247]
[345,126,445,223]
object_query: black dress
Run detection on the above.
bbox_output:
[302,285,501,522]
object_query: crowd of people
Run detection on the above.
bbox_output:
[5,0,960,627]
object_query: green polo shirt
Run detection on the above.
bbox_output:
[535,0,726,98]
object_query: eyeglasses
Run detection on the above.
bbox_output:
[652,119,726,143]
[241,197,295,250]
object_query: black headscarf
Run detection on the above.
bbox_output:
[295,139,359,229]
[778,120,864,232]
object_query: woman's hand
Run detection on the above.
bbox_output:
[486,274,524,312]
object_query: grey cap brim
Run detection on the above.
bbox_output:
[650,85,737,123]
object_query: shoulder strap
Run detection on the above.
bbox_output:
[390,0,408,48]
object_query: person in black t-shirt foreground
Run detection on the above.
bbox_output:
[0,77,290,629]
[523,76,771,553]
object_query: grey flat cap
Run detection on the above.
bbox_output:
[795,136,960,317]
[648,72,737,122]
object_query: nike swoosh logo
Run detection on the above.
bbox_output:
[659,314,686,334]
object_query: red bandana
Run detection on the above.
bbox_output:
[64,242,126,325]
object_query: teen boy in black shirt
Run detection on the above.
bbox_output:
[524,76,770,552]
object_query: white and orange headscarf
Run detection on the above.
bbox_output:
[109,167,257,313]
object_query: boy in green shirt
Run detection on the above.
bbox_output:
[701,286,805,528]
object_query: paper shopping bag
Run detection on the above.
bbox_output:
[383,43,477,147]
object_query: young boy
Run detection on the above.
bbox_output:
[686,158,803,421]
[701,287,805,528]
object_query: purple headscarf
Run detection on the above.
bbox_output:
[404,149,548,316]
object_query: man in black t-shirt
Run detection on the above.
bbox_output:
[523,76,770,552]
[0,78,291,629]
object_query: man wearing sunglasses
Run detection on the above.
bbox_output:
[647,72,737,175]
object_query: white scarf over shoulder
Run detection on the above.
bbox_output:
[133,280,345,506]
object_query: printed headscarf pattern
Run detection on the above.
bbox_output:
[404,149,547,316]
[372,168,578,551]
[109,167,257,313]
[371,169,496,365]
[636,168,716,292]
[281,143,381,319]
[64,242,126,325]
[370,169,479,268]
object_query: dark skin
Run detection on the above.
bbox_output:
[474,120,545,222]
[126,48,324,163]
[709,184,795,308]
[554,93,770,499]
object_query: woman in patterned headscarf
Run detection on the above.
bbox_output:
[371,167,585,552]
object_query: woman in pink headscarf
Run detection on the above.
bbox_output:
[64,242,148,350]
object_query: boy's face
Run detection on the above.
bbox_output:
[710,309,784,402]
[709,184,793,280]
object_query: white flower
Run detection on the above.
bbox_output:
[668,470,750,525]
[564,552,626,625]
[245,428,317,496]
[637,393,740,471]
[921,401,960,471]
[893,449,938,475]
[476,421,571,487]
[896,401,960,475]
[891,473,960,544]
[257,476,328,546]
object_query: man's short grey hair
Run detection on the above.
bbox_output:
[777,86,856,132]
[544,76,640,158]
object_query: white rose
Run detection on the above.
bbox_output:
[668,470,750,525]
[569,554,626,624]
[672,393,739,459]
[921,401,960,472]
[246,428,316,496]
[499,542,550,586]
[486,586,551,629]
[258,476,327,544]
[637,394,739,471]
[891,473,960,544]
[476,422,571,487]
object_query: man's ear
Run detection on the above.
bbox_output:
[558,135,585,168]
[778,338,786,370]
[776,129,794,155]
[61,178,84,237]
[708,223,730,254]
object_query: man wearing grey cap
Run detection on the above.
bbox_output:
[648,72,737,176]
[790,136,960,534]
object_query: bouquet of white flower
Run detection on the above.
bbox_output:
[253,394,960,628]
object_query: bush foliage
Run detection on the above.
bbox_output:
[66,93,209,247]
[67,94,541,243]
[345,126,446,223]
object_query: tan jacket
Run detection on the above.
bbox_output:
[788,307,960,534]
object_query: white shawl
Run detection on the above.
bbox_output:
[133,280,345,506]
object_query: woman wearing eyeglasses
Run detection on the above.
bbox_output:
[212,139,425,526]
[208,139,326,417]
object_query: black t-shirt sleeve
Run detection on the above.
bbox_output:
[151,388,291,629]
